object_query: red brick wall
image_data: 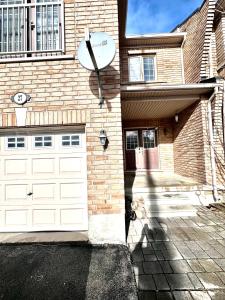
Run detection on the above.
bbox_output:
[0,0,125,216]
[177,0,209,83]
[173,100,208,184]
[120,47,184,84]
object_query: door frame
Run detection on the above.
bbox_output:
[123,127,160,171]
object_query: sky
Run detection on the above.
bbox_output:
[126,0,203,35]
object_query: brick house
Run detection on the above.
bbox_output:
[119,0,225,218]
[0,0,224,244]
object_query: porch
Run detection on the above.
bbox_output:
[121,83,217,217]
[125,171,213,218]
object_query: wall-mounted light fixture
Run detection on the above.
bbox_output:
[99,129,108,149]
[175,113,179,123]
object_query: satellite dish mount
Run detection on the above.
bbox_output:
[78,29,116,108]
[85,28,104,107]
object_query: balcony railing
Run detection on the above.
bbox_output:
[0,0,64,58]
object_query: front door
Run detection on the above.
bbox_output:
[125,128,159,171]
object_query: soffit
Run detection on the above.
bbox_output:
[122,99,198,120]
[121,83,216,99]
[120,33,186,48]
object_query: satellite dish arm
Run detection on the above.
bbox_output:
[85,29,104,107]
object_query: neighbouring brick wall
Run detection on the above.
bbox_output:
[0,0,125,216]
[176,0,209,83]
[122,119,174,172]
[209,32,218,77]
[173,100,209,184]
[120,47,184,84]
[215,16,225,73]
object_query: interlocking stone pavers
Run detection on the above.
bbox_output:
[198,259,222,272]
[173,291,193,300]
[166,273,194,290]
[205,248,223,258]
[153,274,170,290]
[209,290,225,299]
[187,259,206,272]
[169,260,193,273]
[132,262,144,275]
[138,291,156,300]
[187,273,204,290]
[142,244,153,254]
[144,254,158,261]
[196,272,225,289]
[159,261,173,274]
[128,208,225,295]
[216,271,225,284]
[136,274,156,290]
[143,261,163,274]
[190,291,212,300]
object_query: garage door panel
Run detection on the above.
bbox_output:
[59,157,84,175]
[60,208,85,225]
[32,184,55,202]
[5,184,29,202]
[60,182,84,202]
[32,158,55,175]
[4,159,27,176]
[33,209,56,225]
[5,210,28,226]
[0,130,88,232]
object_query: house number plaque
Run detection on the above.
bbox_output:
[11,92,31,105]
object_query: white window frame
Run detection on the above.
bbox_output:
[33,135,53,149]
[61,134,82,148]
[126,130,139,151]
[128,55,157,83]
[5,136,26,150]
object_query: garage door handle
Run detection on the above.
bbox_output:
[27,192,33,196]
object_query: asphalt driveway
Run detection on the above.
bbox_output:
[0,243,138,300]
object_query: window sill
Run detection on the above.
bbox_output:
[0,54,74,64]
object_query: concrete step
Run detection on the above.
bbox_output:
[127,191,213,218]
[146,208,197,218]
[134,204,198,218]
[127,191,214,206]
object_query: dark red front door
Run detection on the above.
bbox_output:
[125,129,159,171]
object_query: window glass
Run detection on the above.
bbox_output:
[129,56,142,82]
[34,136,52,147]
[143,130,155,149]
[143,57,155,81]
[62,135,80,147]
[126,131,138,150]
[129,56,155,82]
[7,136,25,149]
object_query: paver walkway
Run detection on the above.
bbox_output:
[127,206,225,299]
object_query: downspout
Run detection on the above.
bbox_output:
[208,86,219,201]
[181,34,186,84]
[223,81,225,161]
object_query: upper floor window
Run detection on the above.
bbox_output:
[0,0,63,57]
[129,56,156,82]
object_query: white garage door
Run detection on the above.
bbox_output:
[0,128,88,232]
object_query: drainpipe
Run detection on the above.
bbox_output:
[223,81,225,161]
[208,86,219,201]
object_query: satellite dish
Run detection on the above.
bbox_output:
[78,32,116,71]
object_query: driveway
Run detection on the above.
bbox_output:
[0,243,138,300]
[128,206,225,299]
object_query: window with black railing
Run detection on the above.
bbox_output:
[0,0,64,58]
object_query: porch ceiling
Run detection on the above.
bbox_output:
[122,98,198,120]
[121,83,217,120]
